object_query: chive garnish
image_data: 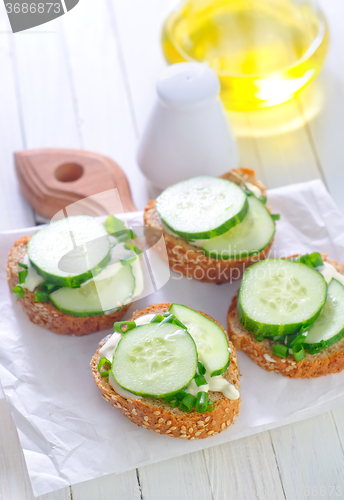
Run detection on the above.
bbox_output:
[120,256,137,266]
[292,252,323,268]
[194,375,207,387]
[13,285,24,299]
[196,392,209,413]
[150,314,166,323]
[197,361,206,376]
[165,395,179,407]
[207,401,215,412]
[104,215,126,234]
[292,343,305,363]
[271,214,280,221]
[272,343,289,359]
[34,291,50,302]
[98,357,112,378]
[18,261,28,270]
[260,195,267,204]
[179,393,197,412]
[113,321,136,333]
[18,270,28,284]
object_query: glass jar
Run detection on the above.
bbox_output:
[162,0,329,110]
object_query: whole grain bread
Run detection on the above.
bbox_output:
[227,256,344,378]
[7,236,130,336]
[91,303,241,439]
[143,168,272,283]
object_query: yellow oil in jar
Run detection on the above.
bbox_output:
[162,0,329,110]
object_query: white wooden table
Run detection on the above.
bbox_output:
[1,0,344,498]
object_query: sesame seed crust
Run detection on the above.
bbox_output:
[7,236,130,336]
[91,303,241,440]
[143,168,271,284]
[227,255,344,378]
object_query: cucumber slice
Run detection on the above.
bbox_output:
[28,216,111,287]
[238,259,327,337]
[195,195,275,259]
[169,303,230,376]
[304,279,344,351]
[49,263,135,317]
[156,176,249,240]
[112,323,197,398]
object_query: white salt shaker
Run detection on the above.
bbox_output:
[137,62,239,190]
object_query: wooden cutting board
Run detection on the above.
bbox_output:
[15,148,137,219]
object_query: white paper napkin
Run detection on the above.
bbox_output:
[1,179,344,497]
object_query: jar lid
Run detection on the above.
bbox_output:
[157,62,220,107]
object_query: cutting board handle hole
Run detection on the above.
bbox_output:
[55,163,84,183]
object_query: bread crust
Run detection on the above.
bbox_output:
[91,303,241,439]
[227,256,344,378]
[7,236,130,336]
[143,168,272,283]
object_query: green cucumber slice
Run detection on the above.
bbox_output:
[112,322,197,398]
[49,262,135,317]
[28,216,111,287]
[304,279,344,351]
[194,195,275,259]
[169,303,230,376]
[156,176,249,240]
[238,259,327,337]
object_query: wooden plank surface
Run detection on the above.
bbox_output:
[1,0,344,498]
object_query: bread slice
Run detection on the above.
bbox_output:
[7,236,130,336]
[143,168,272,283]
[227,256,344,378]
[91,303,241,439]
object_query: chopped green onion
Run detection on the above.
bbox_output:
[292,252,323,268]
[290,335,306,347]
[179,393,197,412]
[13,285,24,299]
[197,361,206,376]
[271,214,280,221]
[104,215,126,234]
[256,334,265,342]
[116,229,137,243]
[149,313,187,330]
[306,342,326,355]
[271,334,287,342]
[18,261,28,270]
[272,343,289,359]
[196,391,209,413]
[165,395,179,407]
[98,357,112,378]
[113,321,136,333]
[171,317,187,329]
[120,256,137,266]
[150,313,166,323]
[194,375,207,387]
[18,270,28,284]
[292,343,306,362]
[207,401,215,412]
[34,291,50,302]
[40,281,57,292]
[175,391,187,401]
[124,242,142,255]
[260,195,267,204]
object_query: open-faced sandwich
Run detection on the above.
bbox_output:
[91,303,240,439]
[144,168,279,283]
[7,215,143,335]
[227,252,344,378]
